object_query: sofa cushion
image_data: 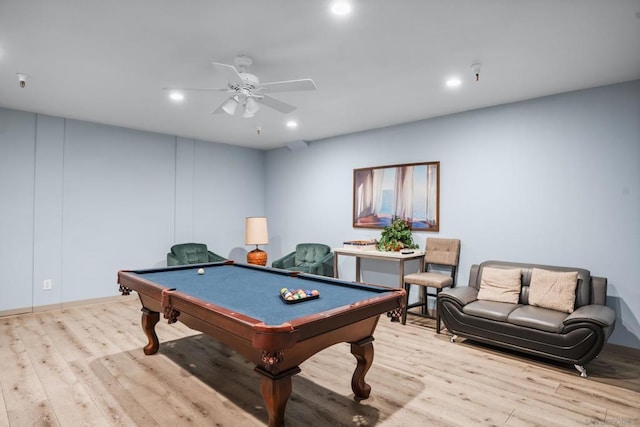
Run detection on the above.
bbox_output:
[507,305,568,333]
[463,300,520,322]
[529,268,578,313]
[404,271,453,288]
[477,267,522,304]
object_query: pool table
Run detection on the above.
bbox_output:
[117,261,405,427]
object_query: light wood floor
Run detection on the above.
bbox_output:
[0,297,638,427]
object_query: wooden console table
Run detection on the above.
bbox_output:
[333,248,425,288]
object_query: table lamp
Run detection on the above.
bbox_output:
[245,216,269,265]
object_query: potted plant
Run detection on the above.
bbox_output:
[377,217,419,251]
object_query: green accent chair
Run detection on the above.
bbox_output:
[272,243,334,277]
[167,243,226,266]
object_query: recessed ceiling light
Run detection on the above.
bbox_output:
[169,91,184,102]
[331,1,351,16]
[445,77,462,88]
[286,120,298,128]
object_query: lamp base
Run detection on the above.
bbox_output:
[247,248,267,266]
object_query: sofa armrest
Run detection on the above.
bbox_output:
[321,252,334,277]
[309,252,334,276]
[439,286,478,307]
[467,264,480,289]
[563,304,616,328]
[590,276,608,306]
[272,251,297,269]
[207,251,226,263]
[167,253,179,266]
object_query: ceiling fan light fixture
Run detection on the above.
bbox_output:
[245,96,259,115]
[222,96,239,115]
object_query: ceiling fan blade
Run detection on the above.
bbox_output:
[210,96,234,115]
[163,86,230,92]
[256,95,296,114]
[211,62,244,85]
[255,78,317,93]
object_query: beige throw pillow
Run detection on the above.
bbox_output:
[477,267,522,304]
[528,268,578,313]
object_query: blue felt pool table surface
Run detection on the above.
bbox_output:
[131,263,394,326]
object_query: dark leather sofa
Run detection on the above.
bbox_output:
[438,260,616,377]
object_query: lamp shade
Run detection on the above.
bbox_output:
[222,96,239,115]
[245,96,259,114]
[245,217,269,245]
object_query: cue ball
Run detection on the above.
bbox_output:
[197,268,205,275]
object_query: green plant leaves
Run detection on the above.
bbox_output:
[377,217,418,251]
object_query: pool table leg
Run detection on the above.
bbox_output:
[350,336,374,400]
[141,308,160,355]
[255,366,301,427]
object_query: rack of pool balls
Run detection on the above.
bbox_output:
[279,287,320,304]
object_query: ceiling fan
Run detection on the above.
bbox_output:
[167,55,317,118]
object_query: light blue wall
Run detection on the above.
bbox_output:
[0,109,36,310]
[1,80,638,349]
[0,108,264,312]
[173,136,265,257]
[265,80,640,349]
[33,115,64,307]
[60,119,177,301]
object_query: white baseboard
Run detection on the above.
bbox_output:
[0,294,132,318]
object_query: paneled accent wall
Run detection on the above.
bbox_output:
[0,109,264,314]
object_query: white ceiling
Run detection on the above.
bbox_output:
[1,1,639,150]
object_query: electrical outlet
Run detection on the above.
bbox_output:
[43,279,52,290]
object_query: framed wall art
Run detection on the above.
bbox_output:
[353,161,439,231]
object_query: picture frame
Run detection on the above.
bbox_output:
[353,161,439,231]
